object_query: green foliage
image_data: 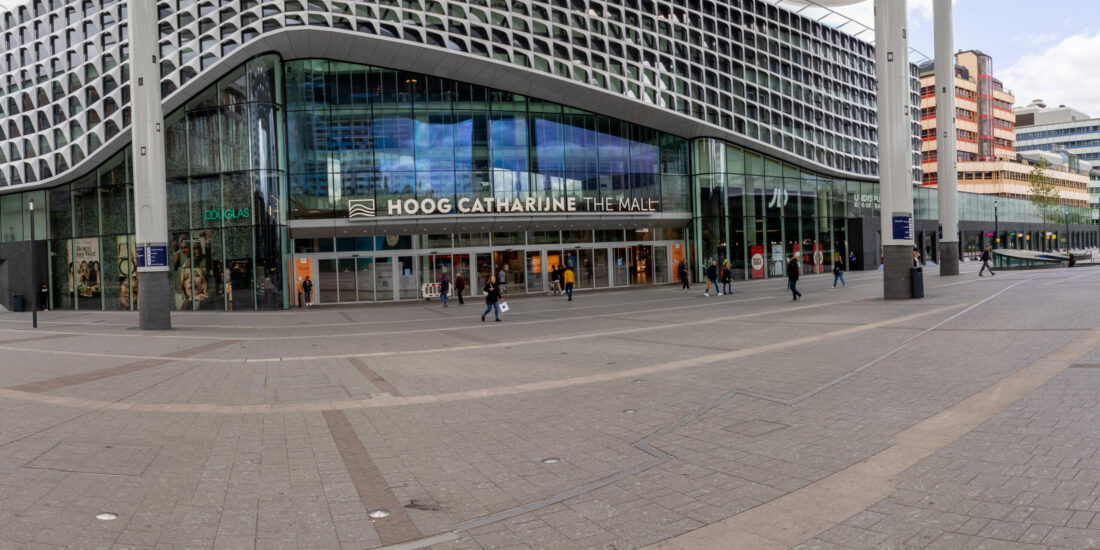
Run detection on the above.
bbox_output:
[1028,157,1060,227]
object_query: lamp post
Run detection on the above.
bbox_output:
[28,199,37,329]
[993,200,998,250]
[1064,208,1070,252]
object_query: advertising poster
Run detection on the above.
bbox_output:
[813,243,824,274]
[117,237,137,309]
[293,257,313,306]
[173,230,218,310]
[771,244,785,276]
[671,244,685,282]
[750,245,765,279]
[69,237,101,300]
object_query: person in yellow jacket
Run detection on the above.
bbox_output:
[563,265,576,301]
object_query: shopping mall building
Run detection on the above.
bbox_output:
[0,0,1095,311]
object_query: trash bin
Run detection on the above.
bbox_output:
[910,267,924,299]
[11,294,24,312]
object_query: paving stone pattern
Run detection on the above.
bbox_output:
[0,262,1098,549]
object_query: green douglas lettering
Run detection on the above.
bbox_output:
[203,208,251,221]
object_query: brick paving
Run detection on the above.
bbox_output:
[0,263,1098,548]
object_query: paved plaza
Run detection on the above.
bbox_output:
[2,263,1100,549]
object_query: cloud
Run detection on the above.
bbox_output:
[1000,31,1100,116]
[1011,32,1059,46]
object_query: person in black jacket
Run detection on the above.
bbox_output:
[481,275,502,322]
[979,245,995,277]
[678,261,689,290]
[705,260,720,296]
[787,255,802,301]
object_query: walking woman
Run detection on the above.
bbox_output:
[832,254,846,288]
[721,260,732,295]
[482,275,502,322]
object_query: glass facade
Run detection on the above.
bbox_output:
[283,60,691,220]
[0,55,288,312]
[2,54,1098,311]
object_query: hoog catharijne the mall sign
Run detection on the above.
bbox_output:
[347,196,660,220]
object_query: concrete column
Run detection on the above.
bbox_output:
[130,0,172,329]
[933,0,959,275]
[875,0,917,299]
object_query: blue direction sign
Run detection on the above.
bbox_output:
[891,212,912,241]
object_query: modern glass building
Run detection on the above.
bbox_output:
[0,0,1095,311]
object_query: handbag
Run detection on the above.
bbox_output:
[498,301,510,312]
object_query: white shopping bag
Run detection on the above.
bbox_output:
[498,301,510,313]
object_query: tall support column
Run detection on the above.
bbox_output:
[875,0,916,298]
[934,0,960,275]
[131,0,171,329]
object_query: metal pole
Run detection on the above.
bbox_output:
[875,0,916,299]
[29,199,37,329]
[934,0,960,276]
[993,200,998,250]
[1065,209,1070,252]
[131,0,172,329]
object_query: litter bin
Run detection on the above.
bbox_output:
[11,294,24,312]
[910,267,924,299]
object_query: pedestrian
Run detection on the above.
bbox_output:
[912,248,922,267]
[497,267,507,295]
[979,244,996,277]
[454,273,465,305]
[832,255,847,288]
[301,276,313,307]
[439,272,450,307]
[563,265,575,301]
[38,283,48,311]
[787,255,802,301]
[678,261,690,290]
[482,275,502,322]
[549,265,561,295]
[705,260,720,296]
[721,259,732,295]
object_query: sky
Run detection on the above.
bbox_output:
[1,0,1097,114]
[828,0,1100,116]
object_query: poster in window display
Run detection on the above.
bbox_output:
[68,238,101,300]
[172,230,219,310]
[116,237,138,309]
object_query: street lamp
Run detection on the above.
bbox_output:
[28,198,37,329]
[1064,208,1070,252]
[993,200,998,250]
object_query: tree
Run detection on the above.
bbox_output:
[1028,157,1060,251]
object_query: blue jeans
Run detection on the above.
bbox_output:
[565,283,573,300]
[482,302,500,319]
[722,282,732,294]
[833,270,846,287]
[440,290,448,305]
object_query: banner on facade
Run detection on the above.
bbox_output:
[750,245,765,279]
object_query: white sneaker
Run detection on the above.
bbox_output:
[717,292,723,296]
[704,292,709,296]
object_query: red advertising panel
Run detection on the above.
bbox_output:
[750,245,765,278]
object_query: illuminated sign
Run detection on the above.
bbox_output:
[204,208,250,221]
[348,196,660,220]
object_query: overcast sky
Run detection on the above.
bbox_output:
[829,0,1100,116]
[1,0,1097,115]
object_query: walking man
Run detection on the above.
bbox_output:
[705,260,720,296]
[549,265,562,295]
[301,276,313,307]
[979,245,996,277]
[454,273,465,305]
[787,255,802,301]
[482,275,502,322]
[439,272,450,307]
[563,265,575,301]
[497,267,507,295]
[678,261,690,290]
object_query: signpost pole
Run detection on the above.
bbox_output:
[131,0,171,329]
[875,0,916,298]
